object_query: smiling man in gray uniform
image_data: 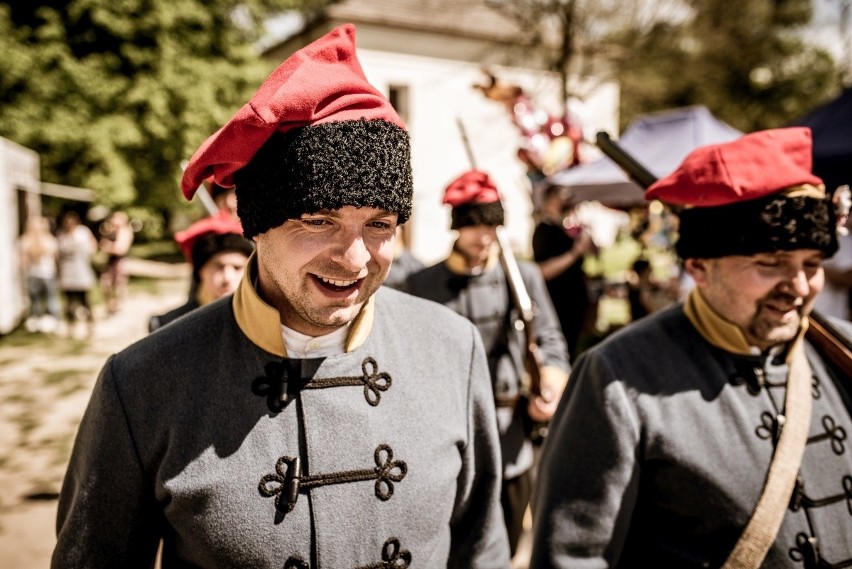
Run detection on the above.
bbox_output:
[53,24,510,569]
[530,127,852,568]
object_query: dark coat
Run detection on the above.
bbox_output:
[530,304,852,568]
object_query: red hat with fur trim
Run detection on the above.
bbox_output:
[645,127,837,259]
[180,24,412,239]
[174,211,246,259]
[443,169,505,229]
[174,212,254,279]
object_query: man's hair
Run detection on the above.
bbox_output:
[191,233,254,280]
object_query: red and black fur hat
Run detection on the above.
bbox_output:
[443,169,505,229]
[181,25,412,239]
[646,127,838,259]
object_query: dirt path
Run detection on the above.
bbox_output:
[0,260,189,567]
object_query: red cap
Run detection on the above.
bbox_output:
[174,211,244,259]
[646,127,823,206]
[442,169,501,207]
[180,24,405,199]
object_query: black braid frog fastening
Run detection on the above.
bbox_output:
[283,536,411,569]
[259,444,407,514]
[252,357,393,413]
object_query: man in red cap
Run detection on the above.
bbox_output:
[53,24,510,568]
[407,169,570,559]
[148,214,253,332]
[530,127,852,568]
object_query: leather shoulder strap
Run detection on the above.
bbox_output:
[721,343,812,569]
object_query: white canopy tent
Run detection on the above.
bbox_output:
[541,105,743,208]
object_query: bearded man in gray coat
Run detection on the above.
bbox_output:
[530,127,852,568]
[53,24,510,569]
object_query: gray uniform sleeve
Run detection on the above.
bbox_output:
[529,349,641,568]
[53,356,160,568]
[449,325,512,568]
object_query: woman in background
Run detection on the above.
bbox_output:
[57,211,98,337]
[19,215,61,333]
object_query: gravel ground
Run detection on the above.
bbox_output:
[0,259,189,568]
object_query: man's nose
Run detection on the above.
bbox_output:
[222,265,241,286]
[782,268,811,297]
[331,233,370,270]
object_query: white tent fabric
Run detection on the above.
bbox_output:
[542,105,742,207]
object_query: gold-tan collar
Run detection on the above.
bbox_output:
[683,287,807,361]
[445,244,500,275]
[232,253,375,357]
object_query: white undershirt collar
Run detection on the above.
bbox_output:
[280,323,350,358]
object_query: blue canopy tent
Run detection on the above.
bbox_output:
[541,105,742,208]
[793,87,852,193]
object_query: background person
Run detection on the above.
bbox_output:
[814,188,852,320]
[18,214,61,333]
[407,169,570,559]
[532,184,596,358]
[56,210,97,338]
[148,214,253,332]
[54,24,510,568]
[627,257,680,322]
[530,127,852,568]
[98,210,135,315]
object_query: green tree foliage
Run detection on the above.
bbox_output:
[482,0,841,132]
[0,0,299,223]
[612,0,842,131]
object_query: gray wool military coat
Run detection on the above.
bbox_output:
[53,271,511,568]
[530,301,852,568]
[407,254,570,480]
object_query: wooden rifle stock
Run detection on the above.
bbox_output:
[808,312,852,378]
[596,131,852,376]
[495,227,548,403]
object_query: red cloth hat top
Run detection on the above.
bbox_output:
[442,169,502,207]
[645,127,823,207]
[174,211,244,260]
[180,24,405,199]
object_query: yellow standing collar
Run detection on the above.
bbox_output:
[232,253,375,357]
[683,287,807,361]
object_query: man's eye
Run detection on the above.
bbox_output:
[756,259,780,267]
[302,219,327,227]
[369,221,393,230]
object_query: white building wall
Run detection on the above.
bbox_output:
[0,137,40,334]
[358,49,619,265]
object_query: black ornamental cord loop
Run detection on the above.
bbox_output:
[806,415,848,455]
[284,558,310,569]
[252,360,304,412]
[259,444,407,513]
[789,531,852,569]
[283,537,411,569]
[358,537,412,569]
[755,411,782,443]
[789,475,852,514]
[307,357,392,407]
[252,357,392,412]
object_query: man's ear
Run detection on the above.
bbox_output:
[684,258,710,286]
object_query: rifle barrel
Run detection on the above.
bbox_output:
[595,131,657,190]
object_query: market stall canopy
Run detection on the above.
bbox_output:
[792,87,852,193]
[541,105,742,208]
